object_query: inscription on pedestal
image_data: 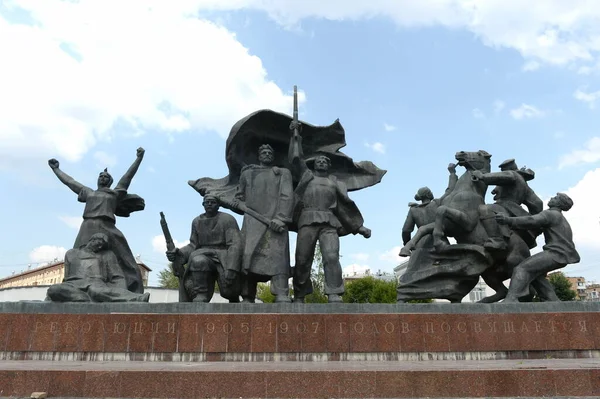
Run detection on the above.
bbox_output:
[3,313,597,354]
[26,318,588,336]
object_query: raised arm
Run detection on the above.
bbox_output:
[115,147,145,191]
[497,211,551,230]
[439,163,458,202]
[48,159,88,195]
[478,171,518,186]
[523,186,544,215]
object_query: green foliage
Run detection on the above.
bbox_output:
[548,271,578,301]
[157,263,179,289]
[257,282,276,303]
[304,246,328,303]
[343,276,397,304]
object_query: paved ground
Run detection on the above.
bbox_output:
[0,357,599,371]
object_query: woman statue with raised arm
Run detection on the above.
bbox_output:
[48,147,146,294]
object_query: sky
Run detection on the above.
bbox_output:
[2,0,600,286]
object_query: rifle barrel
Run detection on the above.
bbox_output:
[293,85,298,122]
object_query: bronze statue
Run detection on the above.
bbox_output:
[472,158,546,302]
[496,193,580,302]
[166,195,243,303]
[397,150,531,303]
[48,147,146,295]
[47,233,149,302]
[288,120,371,303]
[188,86,386,304]
[400,163,458,256]
[472,158,543,251]
[231,144,294,303]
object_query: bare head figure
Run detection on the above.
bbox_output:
[314,154,331,172]
[549,193,574,211]
[258,144,275,166]
[414,187,433,203]
[86,233,109,252]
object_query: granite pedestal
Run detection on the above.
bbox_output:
[0,302,599,398]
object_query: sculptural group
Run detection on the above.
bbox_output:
[47,148,149,302]
[179,87,382,303]
[44,86,580,305]
[398,152,580,303]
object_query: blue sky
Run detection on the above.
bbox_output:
[2,0,600,285]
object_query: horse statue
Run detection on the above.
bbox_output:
[397,150,532,303]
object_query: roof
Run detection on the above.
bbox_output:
[0,260,64,284]
[0,260,152,283]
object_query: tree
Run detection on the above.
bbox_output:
[257,282,276,303]
[343,276,397,303]
[157,263,179,289]
[304,246,328,303]
[548,271,577,301]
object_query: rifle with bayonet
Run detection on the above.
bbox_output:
[159,211,189,302]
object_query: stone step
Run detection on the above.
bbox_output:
[1,358,599,398]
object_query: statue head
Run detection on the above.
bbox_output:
[86,233,109,252]
[499,159,518,171]
[202,193,220,216]
[97,168,113,188]
[455,150,492,174]
[258,144,274,166]
[549,193,573,211]
[491,186,503,201]
[414,187,433,202]
[314,154,331,172]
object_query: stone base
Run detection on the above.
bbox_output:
[1,301,600,398]
[1,359,600,398]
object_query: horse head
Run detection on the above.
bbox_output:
[455,150,492,174]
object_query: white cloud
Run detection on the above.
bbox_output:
[379,246,402,264]
[574,88,600,108]
[151,235,190,254]
[509,103,546,120]
[493,100,505,114]
[472,108,485,119]
[195,1,600,69]
[58,215,83,229]
[559,137,600,169]
[343,263,370,276]
[383,123,396,132]
[562,168,600,250]
[522,60,541,71]
[0,0,304,170]
[93,151,117,169]
[29,245,67,264]
[350,252,370,262]
[365,141,386,154]
[577,61,600,75]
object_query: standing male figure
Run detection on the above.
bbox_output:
[166,194,243,303]
[234,144,294,303]
[496,193,580,302]
[289,122,371,303]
